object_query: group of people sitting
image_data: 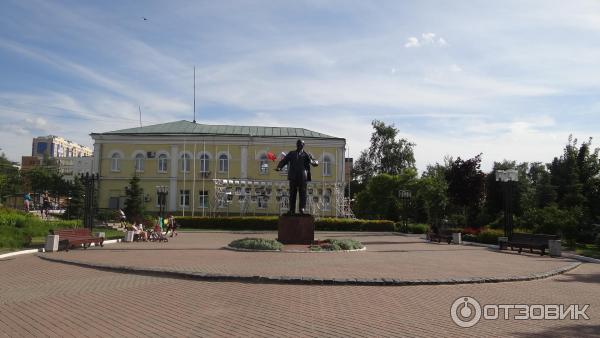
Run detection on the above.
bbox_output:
[119,210,178,242]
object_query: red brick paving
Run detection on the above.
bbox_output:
[0,232,599,337]
[45,232,578,281]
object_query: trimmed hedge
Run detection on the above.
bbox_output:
[175,216,395,232]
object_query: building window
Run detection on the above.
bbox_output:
[323,155,332,176]
[258,196,268,209]
[200,153,210,173]
[111,153,121,172]
[180,190,190,207]
[181,154,191,173]
[259,154,269,174]
[199,190,209,208]
[158,154,168,173]
[218,154,229,173]
[323,188,332,211]
[134,153,145,172]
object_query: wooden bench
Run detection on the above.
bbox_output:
[502,233,559,256]
[53,229,104,251]
[427,230,453,244]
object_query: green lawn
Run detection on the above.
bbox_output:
[575,243,600,259]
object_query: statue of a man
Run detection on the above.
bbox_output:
[276,139,319,215]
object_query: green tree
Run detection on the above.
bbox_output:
[124,175,144,221]
[416,163,449,227]
[0,153,21,202]
[353,120,416,184]
[66,177,84,219]
[353,170,418,221]
[445,154,486,227]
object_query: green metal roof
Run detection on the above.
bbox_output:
[96,120,341,139]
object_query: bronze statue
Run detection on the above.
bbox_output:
[276,139,319,215]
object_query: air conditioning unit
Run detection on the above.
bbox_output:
[147,151,156,158]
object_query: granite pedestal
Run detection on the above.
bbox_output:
[277,215,315,245]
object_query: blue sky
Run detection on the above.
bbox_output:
[2,0,600,171]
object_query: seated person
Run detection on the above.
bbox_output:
[166,214,178,237]
[132,223,148,241]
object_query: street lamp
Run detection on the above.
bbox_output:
[398,190,412,232]
[496,169,519,238]
[156,186,169,220]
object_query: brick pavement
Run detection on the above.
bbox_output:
[44,232,578,282]
[0,254,599,337]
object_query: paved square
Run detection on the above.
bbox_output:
[1,232,598,337]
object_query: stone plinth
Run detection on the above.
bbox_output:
[548,240,562,257]
[45,235,59,252]
[125,231,135,242]
[498,236,508,250]
[452,232,462,245]
[278,215,314,245]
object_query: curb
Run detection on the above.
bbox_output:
[37,254,581,286]
[461,240,600,264]
[0,239,120,260]
[223,246,368,253]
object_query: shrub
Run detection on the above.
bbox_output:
[462,233,477,242]
[311,238,364,251]
[404,223,428,234]
[476,229,504,244]
[228,238,283,251]
[175,216,395,232]
[595,233,600,247]
[0,207,82,249]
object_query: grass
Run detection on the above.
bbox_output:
[0,207,125,249]
[228,238,283,251]
[575,243,600,259]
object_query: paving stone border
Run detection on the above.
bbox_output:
[223,246,367,253]
[37,254,581,286]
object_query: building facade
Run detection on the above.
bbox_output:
[32,135,93,158]
[57,157,94,181]
[91,120,351,217]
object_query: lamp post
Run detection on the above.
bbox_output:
[156,186,169,220]
[496,169,519,238]
[398,190,412,232]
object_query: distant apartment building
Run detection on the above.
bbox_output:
[57,157,94,181]
[32,135,92,159]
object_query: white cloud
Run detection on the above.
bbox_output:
[404,37,420,48]
[404,33,448,48]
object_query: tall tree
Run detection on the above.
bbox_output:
[0,153,21,202]
[416,163,449,227]
[352,120,416,188]
[445,154,485,226]
[124,175,144,222]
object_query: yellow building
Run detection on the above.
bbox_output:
[91,120,351,217]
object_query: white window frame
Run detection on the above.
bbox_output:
[259,154,269,175]
[111,153,121,172]
[200,153,210,173]
[180,190,190,207]
[199,190,209,208]
[181,153,191,173]
[218,154,229,173]
[323,155,332,176]
[134,153,145,172]
[158,154,168,173]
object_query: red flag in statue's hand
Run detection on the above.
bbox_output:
[266,152,277,161]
